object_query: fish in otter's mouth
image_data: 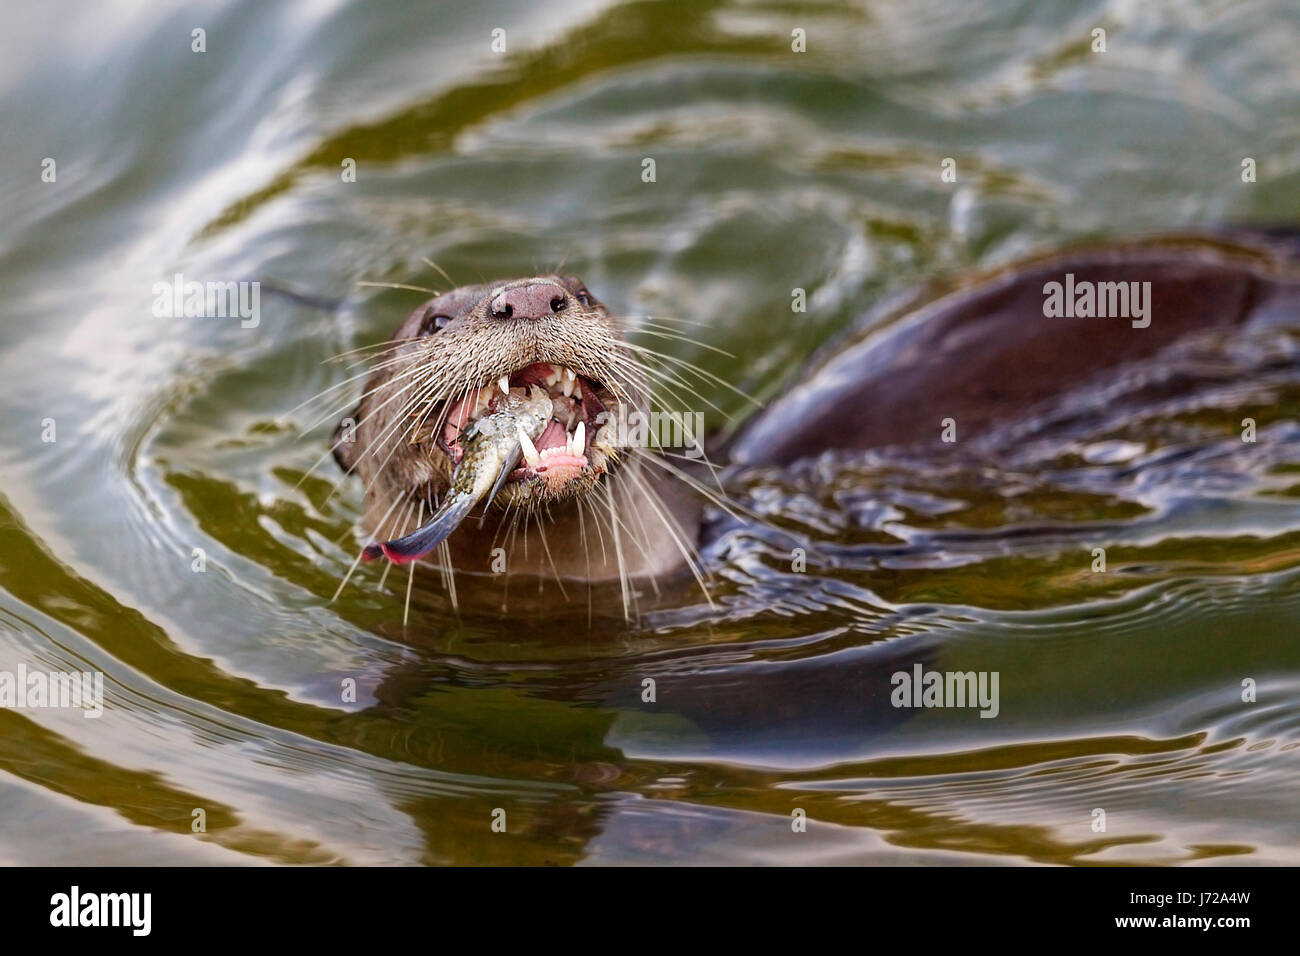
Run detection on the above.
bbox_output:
[332,275,649,568]
[437,361,617,496]
[362,362,623,564]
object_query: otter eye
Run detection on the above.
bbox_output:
[575,289,591,306]
[419,312,452,335]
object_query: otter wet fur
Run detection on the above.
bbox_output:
[320,237,1300,624]
[327,272,725,621]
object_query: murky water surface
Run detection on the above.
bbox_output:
[2,0,1299,863]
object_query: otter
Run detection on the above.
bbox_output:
[332,236,1300,609]
[332,274,702,601]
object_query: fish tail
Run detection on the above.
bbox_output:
[361,493,477,565]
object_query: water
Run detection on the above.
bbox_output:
[2,0,1299,864]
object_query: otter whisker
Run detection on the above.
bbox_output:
[403,500,422,627]
[622,342,764,409]
[307,360,439,436]
[658,449,725,474]
[583,495,608,568]
[437,538,458,612]
[283,360,436,488]
[591,476,667,604]
[629,325,738,360]
[534,504,569,600]
[607,353,754,504]
[627,313,714,330]
[421,258,457,289]
[380,495,420,593]
[290,353,454,496]
[324,335,423,364]
[614,472,662,599]
[620,463,714,609]
[600,353,735,497]
[356,280,443,296]
[628,447,754,524]
[348,368,457,482]
[498,504,530,615]
[575,498,594,627]
[606,352,735,423]
[330,479,416,601]
[334,346,430,376]
[306,366,448,501]
[381,496,421,592]
[602,481,634,623]
[331,543,369,604]
[622,343,757,407]
[296,353,434,440]
[285,344,415,421]
[333,475,410,549]
[488,496,518,557]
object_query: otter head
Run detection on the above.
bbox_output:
[335,275,644,557]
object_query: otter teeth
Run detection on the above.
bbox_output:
[498,375,510,395]
[517,425,541,467]
[569,420,585,455]
[561,368,576,397]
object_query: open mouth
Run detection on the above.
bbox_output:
[363,362,617,565]
[437,362,613,491]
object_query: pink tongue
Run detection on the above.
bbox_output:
[442,388,483,451]
[535,419,568,451]
[532,418,587,491]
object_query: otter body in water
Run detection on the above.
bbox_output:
[334,237,1300,604]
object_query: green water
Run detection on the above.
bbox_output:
[1,0,1299,864]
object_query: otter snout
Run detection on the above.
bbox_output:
[489,280,570,320]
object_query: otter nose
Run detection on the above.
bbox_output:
[489,281,569,321]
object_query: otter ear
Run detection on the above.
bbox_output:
[332,405,361,473]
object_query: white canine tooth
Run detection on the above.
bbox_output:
[572,420,585,455]
[498,375,510,394]
[517,425,541,467]
[572,382,582,401]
